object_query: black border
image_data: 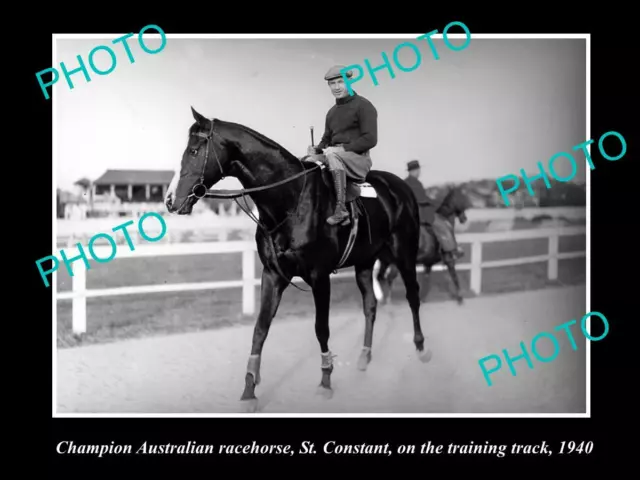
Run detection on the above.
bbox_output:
[16,8,634,472]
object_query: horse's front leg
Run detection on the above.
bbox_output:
[240,268,288,411]
[355,264,377,371]
[419,264,433,303]
[311,274,335,399]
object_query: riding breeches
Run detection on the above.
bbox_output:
[428,215,457,252]
[309,150,371,183]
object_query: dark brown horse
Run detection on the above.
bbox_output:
[374,185,472,306]
[165,108,432,411]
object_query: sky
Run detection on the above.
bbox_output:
[55,35,587,192]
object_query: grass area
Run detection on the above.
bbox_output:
[55,235,586,349]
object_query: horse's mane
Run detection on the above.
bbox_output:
[436,185,456,208]
[214,119,304,165]
[440,186,455,203]
[188,117,321,174]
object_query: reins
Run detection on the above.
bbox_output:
[184,122,320,293]
[203,168,317,199]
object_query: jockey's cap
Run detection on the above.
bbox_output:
[324,65,353,81]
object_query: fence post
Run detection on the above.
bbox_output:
[242,245,255,315]
[470,241,483,295]
[71,264,87,335]
[548,234,559,280]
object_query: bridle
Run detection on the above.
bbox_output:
[170,121,225,215]
[174,121,321,292]
[189,120,225,200]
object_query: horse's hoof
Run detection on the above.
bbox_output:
[418,347,432,363]
[357,350,371,371]
[357,359,368,371]
[240,397,259,413]
[457,296,464,305]
[316,386,334,399]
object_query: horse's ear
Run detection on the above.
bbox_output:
[191,106,207,125]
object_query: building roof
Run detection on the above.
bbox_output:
[94,169,175,185]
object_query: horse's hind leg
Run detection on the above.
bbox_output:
[385,264,399,304]
[355,263,377,371]
[394,238,432,363]
[375,258,392,305]
[240,269,287,411]
[311,274,335,399]
[419,263,433,303]
[373,259,386,303]
[443,252,464,305]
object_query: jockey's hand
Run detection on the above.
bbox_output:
[306,145,316,156]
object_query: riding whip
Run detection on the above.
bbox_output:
[310,126,314,146]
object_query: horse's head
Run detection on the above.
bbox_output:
[439,185,472,224]
[165,107,233,215]
[453,186,473,223]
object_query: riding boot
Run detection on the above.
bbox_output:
[326,169,350,226]
[449,230,464,259]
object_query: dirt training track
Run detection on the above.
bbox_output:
[57,286,586,414]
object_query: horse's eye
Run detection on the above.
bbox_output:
[190,148,198,156]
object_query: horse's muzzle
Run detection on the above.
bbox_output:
[166,193,193,215]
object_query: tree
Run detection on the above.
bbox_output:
[74,177,92,190]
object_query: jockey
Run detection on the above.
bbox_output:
[305,65,378,226]
[404,160,464,259]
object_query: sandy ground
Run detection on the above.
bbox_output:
[56,285,587,414]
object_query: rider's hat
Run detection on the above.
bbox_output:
[324,65,353,81]
[407,160,421,171]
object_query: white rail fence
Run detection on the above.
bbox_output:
[56,206,586,238]
[56,226,586,334]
